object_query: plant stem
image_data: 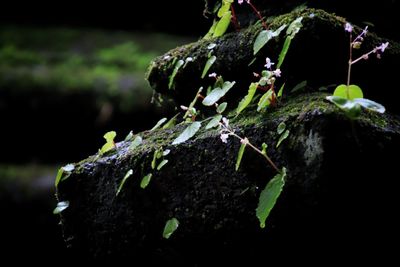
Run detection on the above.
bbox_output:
[183,87,203,119]
[230,5,240,31]
[231,133,280,173]
[346,32,353,99]
[351,49,376,65]
[248,2,268,29]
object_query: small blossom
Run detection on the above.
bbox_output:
[264,57,275,69]
[377,42,389,53]
[185,57,193,62]
[309,13,315,18]
[345,23,353,33]
[273,69,281,77]
[238,0,250,4]
[362,54,369,60]
[208,72,217,78]
[180,105,188,111]
[222,117,229,128]
[253,72,260,77]
[220,133,229,143]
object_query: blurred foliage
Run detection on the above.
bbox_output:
[0,27,191,110]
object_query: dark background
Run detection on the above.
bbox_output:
[0,0,398,264]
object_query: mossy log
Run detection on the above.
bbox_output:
[147,8,400,113]
[57,93,400,264]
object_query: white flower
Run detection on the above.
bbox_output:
[220,133,229,143]
[345,22,353,33]
[273,69,281,77]
[264,57,275,69]
[208,72,217,78]
[377,42,389,53]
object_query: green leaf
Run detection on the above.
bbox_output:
[217,102,227,113]
[213,11,232,37]
[172,121,202,145]
[55,164,74,187]
[202,81,235,106]
[53,201,70,215]
[353,98,385,113]
[116,169,133,196]
[168,59,184,89]
[206,115,223,129]
[277,122,286,135]
[256,167,286,228]
[277,83,285,98]
[333,84,363,100]
[276,130,290,148]
[163,218,180,239]
[157,160,169,171]
[100,131,116,154]
[326,96,362,119]
[140,173,153,189]
[253,24,287,55]
[286,17,303,38]
[163,113,180,129]
[125,131,133,141]
[217,0,232,18]
[236,83,258,115]
[261,143,268,156]
[235,140,247,171]
[277,36,292,68]
[129,135,143,151]
[201,56,217,79]
[151,149,163,169]
[291,80,307,93]
[150,118,167,131]
[257,89,274,112]
[204,20,218,40]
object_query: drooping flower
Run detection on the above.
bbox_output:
[208,72,217,78]
[264,57,275,69]
[222,117,229,128]
[238,0,250,4]
[345,22,353,33]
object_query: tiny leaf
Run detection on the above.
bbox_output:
[206,115,223,129]
[277,122,286,135]
[53,201,70,215]
[326,96,362,119]
[172,121,202,145]
[168,59,184,89]
[213,11,232,37]
[333,84,363,100]
[276,130,290,148]
[157,160,169,171]
[163,218,180,239]
[257,89,274,112]
[116,169,133,196]
[256,167,286,228]
[286,17,303,37]
[129,136,143,151]
[235,141,247,171]
[202,81,235,106]
[204,20,218,40]
[353,98,385,113]
[140,173,153,189]
[253,25,287,55]
[162,113,180,129]
[277,36,292,68]
[163,149,171,156]
[125,131,133,141]
[201,56,217,79]
[277,83,285,98]
[151,149,162,170]
[150,118,167,131]
[236,83,258,115]
[217,102,228,113]
[100,131,116,154]
[261,143,268,156]
[217,0,232,18]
